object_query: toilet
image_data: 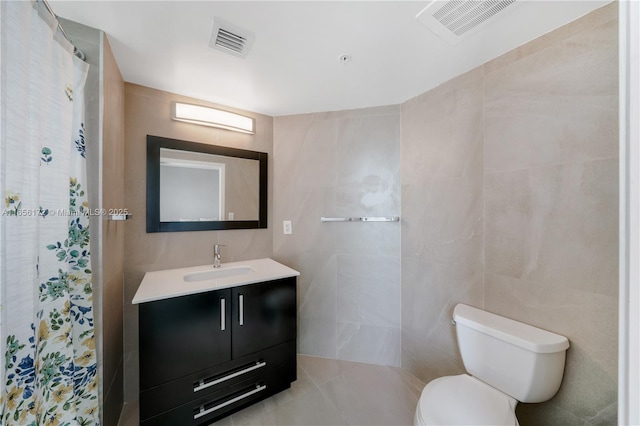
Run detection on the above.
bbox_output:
[414,304,570,426]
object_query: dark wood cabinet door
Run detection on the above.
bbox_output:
[231,277,297,359]
[139,289,232,390]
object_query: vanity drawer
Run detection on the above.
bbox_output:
[141,364,292,426]
[140,340,296,420]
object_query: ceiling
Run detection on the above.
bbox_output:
[50,1,610,116]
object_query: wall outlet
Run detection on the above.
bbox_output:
[228,212,235,220]
[283,220,292,235]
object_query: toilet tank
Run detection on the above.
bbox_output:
[453,304,570,403]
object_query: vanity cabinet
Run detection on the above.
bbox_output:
[139,289,231,389]
[231,280,296,358]
[138,277,297,425]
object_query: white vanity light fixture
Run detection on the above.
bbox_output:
[171,101,255,134]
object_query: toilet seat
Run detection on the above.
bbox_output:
[415,374,519,426]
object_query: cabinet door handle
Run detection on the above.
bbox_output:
[239,294,244,326]
[194,384,267,420]
[194,361,267,393]
[220,298,226,331]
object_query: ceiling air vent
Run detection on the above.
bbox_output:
[209,18,255,59]
[416,0,521,45]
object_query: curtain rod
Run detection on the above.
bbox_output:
[38,0,86,60]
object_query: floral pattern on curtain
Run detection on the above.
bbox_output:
[0,1,100,425]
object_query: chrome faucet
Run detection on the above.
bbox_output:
[213,244,224,268]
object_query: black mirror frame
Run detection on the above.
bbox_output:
[146,135,267,232]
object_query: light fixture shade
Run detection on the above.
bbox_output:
[171,101,255,134]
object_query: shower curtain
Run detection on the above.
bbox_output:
[0,1,100,425]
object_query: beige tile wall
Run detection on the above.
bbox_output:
[483,4,618,425]
[101,34,126,426]
[400,3,618,425]
[122,84,274,401]
[273,106,402,366]
[400,67,485,384]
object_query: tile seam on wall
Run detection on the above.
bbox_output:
[484,155,620,177]
[482,60,487,311]
[398,106,404,365]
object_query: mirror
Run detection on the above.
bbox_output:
[147,135,267,232]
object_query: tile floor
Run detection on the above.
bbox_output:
[118,355,425,426]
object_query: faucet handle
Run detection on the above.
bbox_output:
[214,244,225,255]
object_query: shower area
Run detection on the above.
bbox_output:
[0,1,126,424]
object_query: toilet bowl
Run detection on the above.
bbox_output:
[414,304,569,426]
[414,375,519,426]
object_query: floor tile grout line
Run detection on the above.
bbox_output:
[313,369,356,426]
[296,356,324,390]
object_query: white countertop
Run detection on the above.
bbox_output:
[132,258,300,304]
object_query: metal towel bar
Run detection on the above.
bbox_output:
[320,216,400,222]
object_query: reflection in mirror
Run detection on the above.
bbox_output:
[159,148,261,221]
[147,135,267,232]
[160,149,226,222]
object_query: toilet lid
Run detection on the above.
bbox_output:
[417,374,518,426]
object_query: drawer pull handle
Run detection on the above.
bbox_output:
[194,361,267,393]
[220,298,226,331]
[194,384,267,420]
[239,294,244,326]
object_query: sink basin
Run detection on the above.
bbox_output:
[133,258,300,304]
[184,266,254,282]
